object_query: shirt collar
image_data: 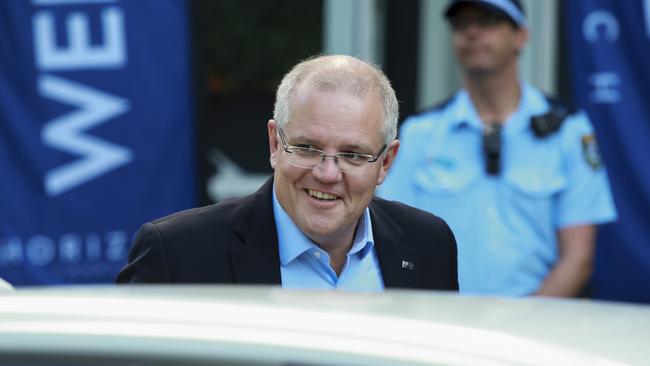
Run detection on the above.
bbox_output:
[503,82,547,136]
[272,184,375,266]
[449,90,483,131]
[448,82,546,136]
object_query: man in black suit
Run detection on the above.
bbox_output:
[117,55,458,291]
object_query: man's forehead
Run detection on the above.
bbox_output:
[284,115,384,151]
[286,130,382,154]
[293,83,384,111]
[292,81,360,99]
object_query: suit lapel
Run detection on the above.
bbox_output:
[370,200,421,289]
[230,178,282,285]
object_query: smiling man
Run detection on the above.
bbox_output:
[117,55,458,291]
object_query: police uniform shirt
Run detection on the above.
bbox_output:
[378,83,617,296]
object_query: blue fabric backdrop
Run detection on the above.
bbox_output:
[0,1,195,285]
[566,0,650,303]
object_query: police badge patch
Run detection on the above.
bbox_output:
[582,134,603,170]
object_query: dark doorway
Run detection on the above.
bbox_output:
[191,0,323,204]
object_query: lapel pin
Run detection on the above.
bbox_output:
[401,260,414,271]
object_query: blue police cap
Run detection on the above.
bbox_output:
[444,0,527,28]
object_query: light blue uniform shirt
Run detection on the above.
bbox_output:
[378,83,617,296]
[272,187,384,291]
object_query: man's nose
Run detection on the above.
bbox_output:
[312,155,342,182]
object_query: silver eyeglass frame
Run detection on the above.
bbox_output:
[276,125,387,171]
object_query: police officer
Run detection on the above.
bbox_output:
[378,0,617,296]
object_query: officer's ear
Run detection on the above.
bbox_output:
[514,27,529,54]
[377,140,400,185]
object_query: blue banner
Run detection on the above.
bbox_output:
[0,0,195,285]
[566,0,650,303]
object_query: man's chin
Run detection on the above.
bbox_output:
[465,65,493,78]
[305,215,338,234]
[301,217,345,243]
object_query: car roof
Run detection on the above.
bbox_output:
[1,286,648,365]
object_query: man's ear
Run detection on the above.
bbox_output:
[377,140,400,185]
[515,27,529,53]
[268,119,279,169]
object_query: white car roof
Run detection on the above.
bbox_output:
[0,286,648,366]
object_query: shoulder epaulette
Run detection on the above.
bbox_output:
[530,95,578,138]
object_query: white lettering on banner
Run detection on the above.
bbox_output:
[34,7,126,70]
[0,238,23,265]
[589,72,622,104]
[26,235,57,266]
[40,74,132,196]
[0,231,128,267]
[60,233,83,262]
[32,1,130,196]
[105,230,128,261]
[583,10,620,43]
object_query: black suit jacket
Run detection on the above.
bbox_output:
[117,179,458,290]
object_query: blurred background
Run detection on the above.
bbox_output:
[1,0,648,303]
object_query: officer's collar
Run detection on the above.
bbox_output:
[449,90,483,130]
[450,83,545,136]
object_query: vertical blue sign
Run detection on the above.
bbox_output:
[566,0,650,303]
[0,0,195,285]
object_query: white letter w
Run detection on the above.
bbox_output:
[40,75,132,196]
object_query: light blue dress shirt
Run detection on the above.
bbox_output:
[272,187,384,291]
[378,83,617,296]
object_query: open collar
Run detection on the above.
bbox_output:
[229,178,422,289]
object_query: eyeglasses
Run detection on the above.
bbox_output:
[277,126,387,174]
[449,12,510,31]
